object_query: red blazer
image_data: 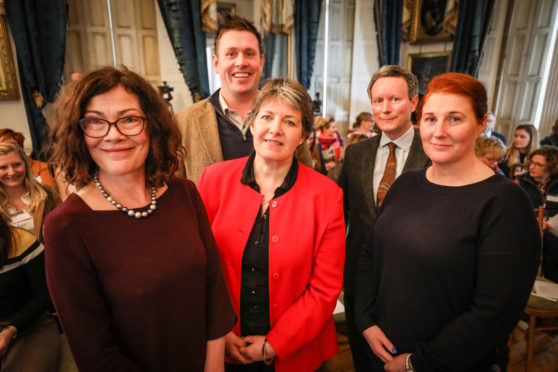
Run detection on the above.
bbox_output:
[198,157,345,372]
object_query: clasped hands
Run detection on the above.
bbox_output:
[363,325,410,372]
[0,326,17,357]
[225,331,276,364]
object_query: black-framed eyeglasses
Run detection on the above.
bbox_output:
[529,161,546,168]
[79,116,146,138]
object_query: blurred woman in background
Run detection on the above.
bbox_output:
[0,129,55,188]
[475,136,506,175]
[0,214,60,371]
[348,112,376,139]
[517,146,558,282]
[500,124,538,178]
[316,116,343,171]
[0,143,59,242]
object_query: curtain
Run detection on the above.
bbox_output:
[450,0,495,75]
[4,0,66,156]
[157,0,210,101]
[263,34,289,79]
[262,0,294,80]
[374,0,403,66]
[294,0,321,89]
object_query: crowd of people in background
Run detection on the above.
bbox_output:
[0,13,553,372]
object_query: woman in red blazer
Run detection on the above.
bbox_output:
[198,78,345,372]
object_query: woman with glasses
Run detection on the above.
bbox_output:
[517,146,558,281]
[44,66,235,372]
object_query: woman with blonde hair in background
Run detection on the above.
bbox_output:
[474,136,506,175]
[0,129,55,187]
[0,143,59,242]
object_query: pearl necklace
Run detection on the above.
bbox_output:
[94,171,157,219]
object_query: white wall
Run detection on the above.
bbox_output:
[155,3,193,113]
[476,0,509,111]
[349,0,379,125]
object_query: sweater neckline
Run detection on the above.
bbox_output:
[71,180,171,214]
[416,167,502,193]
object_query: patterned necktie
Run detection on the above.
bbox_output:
[376,142,397,207]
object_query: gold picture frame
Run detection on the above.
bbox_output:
[408,0,458,44]
[0,14,19,100]
[217,2,236,27]
[408,52,451,95]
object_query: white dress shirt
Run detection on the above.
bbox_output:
[373,125,415,204]
[219,90,249,135]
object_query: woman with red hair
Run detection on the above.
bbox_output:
[354,73,540,371]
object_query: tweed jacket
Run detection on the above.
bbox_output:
[338,129,431,297]
[176,97,313,184]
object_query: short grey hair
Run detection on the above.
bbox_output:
[245,78,314,137]
[367,65,418,101]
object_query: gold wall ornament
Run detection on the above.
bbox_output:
[33,90,44,108]
[201,0,218,33]
[0,12,20,100]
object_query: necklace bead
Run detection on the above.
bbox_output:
[94,171,157,219]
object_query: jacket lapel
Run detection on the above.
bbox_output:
[194,100,224,164]
[403,128,430,171]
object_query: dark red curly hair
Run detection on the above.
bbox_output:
[48,66,183,188]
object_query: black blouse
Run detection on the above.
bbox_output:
[239,153,298,336]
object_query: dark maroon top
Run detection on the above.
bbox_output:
[43,177,235,372]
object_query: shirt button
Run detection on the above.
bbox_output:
[251,267,255,272]
[271,201,278,207]
[254,240,259,245]
[272,273,280,280]
[251,290,255,295]
[271,235,279,243]
[253,305,259,310]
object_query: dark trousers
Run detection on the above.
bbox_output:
[344,293,376,372]
[226,362,274,372]
[543,230,558,282]
[0,312,60,372]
